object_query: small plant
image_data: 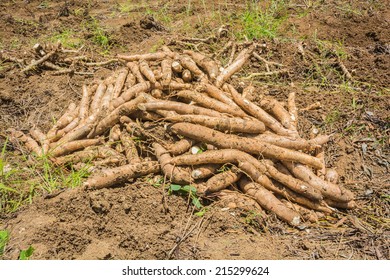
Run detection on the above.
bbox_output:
[244,211,264,226]
[238,0,288,39]
[149,39,165,53]
[19,245,34,260]
[168,184,202,209]
[0,230,9,256]
[86,17,111,52]
[325,109,341,124]
[0,139,91,214]
[37,1,49,9]
[51,29,83,49]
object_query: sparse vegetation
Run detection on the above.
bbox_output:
[0,140,91,213]
[51,29,83,49]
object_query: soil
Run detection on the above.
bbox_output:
[0,0,389,260]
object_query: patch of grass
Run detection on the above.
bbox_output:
[51,29,83,49]
[118,1,134,14]
[0,230,9,256]
[237,0,288,40]
[325,109,341,124]
[74,8,86,17]
[149,38,165,53]
[0,140,91,214]
[9,38,22,50]
[145,3,173,24]
[85,17,111,53]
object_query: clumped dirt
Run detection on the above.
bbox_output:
[1,0,389,260]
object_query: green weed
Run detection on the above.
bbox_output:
[0,140,91,214]
[19,245,34,260]
[238,0,288,40]
[168,184,202,209]
[149,39,165,53]
[86,17,111,52]
[51,29,83,49]
[0,230,9,255]
[325,109,341,124]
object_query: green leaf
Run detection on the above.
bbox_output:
[192,197,202,209]
[169,184,182,192]
[194,208,206,217]
[0,183,18,193]
[182,185,197,194]
[0,230,9,255]
[19,245,34,260]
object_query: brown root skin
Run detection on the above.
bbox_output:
[198,83,247,115]
[217,190,267,216]
[191,163,220,179]
[49,138,102,157]
[258,97,292,130]
[227,84,298,137]
[160,58,172,86]
[101,84,113,112]
[325,169,339,184]
[169,123,324,169]
[9,129,43,156]
[30,128,49,155]
[93,94,147,137]
[46,103,78,141]
[139,60,157,83]
[54,146,125,165]
[111,81,151,109]
[118,52,167,62]
[283,161,355,202]
[164,114,265,134]
[176,90,247,118]
[79,84,90,121]
[215,44,255,88]
[183,50,219,80]
[205,167,241,195]
[120,131,141,164]
[90,82,107,113]
[239,177,301,226]
[127,62,145,83]
[242,162,332,213]
[83,161,160,190]
[56,122,94,145]
[179,55,205,79]
[325,199,357,209]
[125,72,136,89]
[153,143,192,184]
[251,133,329,151]
[140,100,223,118]
[112,68,129,99]
[108,124,121,142]
[49,117,80,143]
[169,148,322,201]
[168,138,196,156]
[288,91,298,130]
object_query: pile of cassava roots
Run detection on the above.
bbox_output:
[8,43,356,227]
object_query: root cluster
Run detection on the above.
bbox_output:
[8,43,356,226]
